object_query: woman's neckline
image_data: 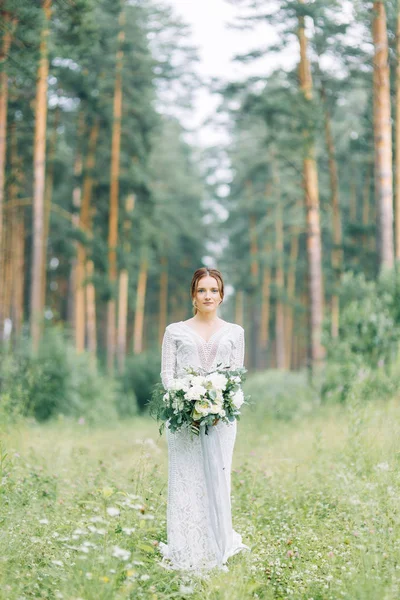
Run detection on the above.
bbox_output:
[179,320,232,344]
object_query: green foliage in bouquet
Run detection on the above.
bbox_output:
[147,364,250,436]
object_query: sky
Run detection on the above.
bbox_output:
[161,0,296,147]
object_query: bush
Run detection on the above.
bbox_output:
[0,327,120,424]
[122,350,161,412]
[243,369,319,422]
[322,269,400,403]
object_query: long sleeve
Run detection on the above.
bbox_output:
[160,327,176,389]
[230,326,245,369]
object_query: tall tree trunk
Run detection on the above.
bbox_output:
[41,107,60,311]
[362,164,372,250]
[349,175,357,222]
[117,193,135,372]
[259,249,271,352]
[30,0,51,349]
[235,290,244,327]
[75,118,98,352]
[396,0,400,260]
[0,12,17,339]
[248,200,259,369]
[321,85,342,338]
[85,259,97,357]
[13,215,25,337]
[133,253,148,355]
[274,176,285,370]
[9,122,18,337]
[373,1,394,270]
[285,230,299,369]
[297,7,325,372]
[107,11,125,371]
[158,255,168,345]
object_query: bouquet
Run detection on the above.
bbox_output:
[148,364,249,436]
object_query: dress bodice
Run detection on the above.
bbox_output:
[160,321,245,389]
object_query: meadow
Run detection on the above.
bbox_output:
[1,373,400,600]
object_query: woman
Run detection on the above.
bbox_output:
[158,267,250,573]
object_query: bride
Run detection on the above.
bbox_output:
[158,266,250,573]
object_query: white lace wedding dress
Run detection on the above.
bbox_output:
[158,320,250,573]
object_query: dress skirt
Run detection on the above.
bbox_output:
[159,418,249,573]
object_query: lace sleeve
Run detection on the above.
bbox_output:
[231,326,245,369]
[160,327,176,389]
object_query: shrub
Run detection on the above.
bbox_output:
[322,269,400,403]
[243,369,318,422]
[122,350,161,412]
[0,327,121,423]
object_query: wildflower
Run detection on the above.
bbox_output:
[78,417,85,425]
[122,527,136,535]
[140,574,150,581]
[106,507,120,517]
[39,518,49,525]
[51,560,64,567]
[112,546,131,561]
[376,462,389,471]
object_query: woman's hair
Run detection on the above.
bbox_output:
[190,267,224,315]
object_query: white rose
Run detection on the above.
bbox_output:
[231,389,244,409]
[170,378,190,392]
[190,375,207,387]
[194,399,212,416]
[206,372,228,391]
[185,385,207,401]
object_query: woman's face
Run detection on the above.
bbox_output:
[194,276,222,314]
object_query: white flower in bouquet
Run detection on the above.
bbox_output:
[169,378,190,392]
[206,372,228,391]
[219,409,226,417]
[163,392,169,403]
[209,399,223,414]
[231,375,241,384]
[172,396,185,413]
[185,385,207,401]
[193,399,212,417]
[231,388,244,409]
[190,375,207,387]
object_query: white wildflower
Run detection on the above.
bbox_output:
[39,518,49,525]
[180,584,194,594]
[376,462,389,471]
[122,527,136,535]
[140,574,150,581]
[112,546,131,561]
[106,507,120,517]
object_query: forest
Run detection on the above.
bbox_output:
[2,1,400,598]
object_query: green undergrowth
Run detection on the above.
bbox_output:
[1,383,400,599]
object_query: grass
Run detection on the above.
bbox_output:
[1,384,400,599]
